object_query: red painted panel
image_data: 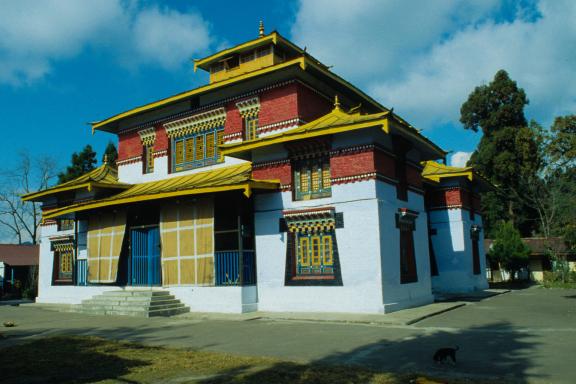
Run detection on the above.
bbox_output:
[331,150,375,179]
[406,165,423,189]
[253,162,292,185]
[259,83,299,126]
[224,99,243,135]
[374,150,396,179]
[118,131,141,160]
[297,83,332,122]
[154,124,168,151]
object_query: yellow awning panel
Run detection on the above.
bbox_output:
[42,163,279,219]
[421,161,474,182]
[22,163,130,202]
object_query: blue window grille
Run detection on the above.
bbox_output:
[76,259,88,286]
[172,127,224,172]
[215,250,256,286]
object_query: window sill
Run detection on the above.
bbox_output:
[291,275,335,281]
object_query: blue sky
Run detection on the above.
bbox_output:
[1,0,574,175]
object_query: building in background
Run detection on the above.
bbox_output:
[0,244,39,299]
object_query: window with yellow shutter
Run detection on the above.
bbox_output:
[171,126,224,172]
[293,156,331,200]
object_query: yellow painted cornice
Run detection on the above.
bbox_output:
[421,160,474,182]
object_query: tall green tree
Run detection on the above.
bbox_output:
[460,70,541,236]
[102,141,118,167]
[488,221,531,280]
[57,145,97,184]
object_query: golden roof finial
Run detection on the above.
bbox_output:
[334,95,341,110]
[259,20,265,37]
[103,154,108,164]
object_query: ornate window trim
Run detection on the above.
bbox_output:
[236,97,260,141]
[165,108,226,139]
[50,236,75,285]
[282,208,343,286]
[138,127,156,147]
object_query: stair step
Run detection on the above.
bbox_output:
[77,290,189,318]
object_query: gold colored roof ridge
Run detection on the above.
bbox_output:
[42,162,279,219]
[22,163,130,202]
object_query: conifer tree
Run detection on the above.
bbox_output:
[57,145,97,184]
[102,141,118,167]
[460,70,541,236]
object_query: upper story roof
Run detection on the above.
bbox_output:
[91,30,390,134]
[21,162,131,203]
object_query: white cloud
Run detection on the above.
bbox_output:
[0,0,213,85]
[291,0,576,131]
[450,151,472,167]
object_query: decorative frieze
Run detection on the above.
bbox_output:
[138,127,156,146]
[236,97,260,118]
[117,155,142,166]
[164,107,226,138]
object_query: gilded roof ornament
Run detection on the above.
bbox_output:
[259,20,264,37]
[334,95,341,110]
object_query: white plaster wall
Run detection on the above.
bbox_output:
[254,180,386,313]
[376,181,434,313]
[169,286,257,313]
[430,209,488,293]
[118,155,248,184]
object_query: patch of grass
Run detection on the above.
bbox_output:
[0,336,502,384]
[541,281,576,289]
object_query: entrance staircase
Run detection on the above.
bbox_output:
[72,290,190,317]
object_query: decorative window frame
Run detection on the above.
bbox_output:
[138,128,156,174]
[282,208,343,286]
[51,236,75,285]
[164,108,226,172]
[236,97,260,141]
[396,208,418,284]
[292,156,332,201]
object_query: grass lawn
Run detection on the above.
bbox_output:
[0,336,501,384]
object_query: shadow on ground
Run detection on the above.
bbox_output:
[0,320,541,383]
[194,321,541,384]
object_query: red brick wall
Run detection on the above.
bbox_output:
[297,83,332,122]
[224,100,243,136]
[331,150,375,179]
[406,165,423,189]
[253,162,292,185]
[154,124,169,152]
[118,130,141,161]
[374,150,396,179]
[428,188,464,208]
[260,83,299,126]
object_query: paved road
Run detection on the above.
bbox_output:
[1,287,575,383]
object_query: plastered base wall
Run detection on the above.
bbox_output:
[376,181,434,313]
[255,181,386,314]
[429,209,488,293]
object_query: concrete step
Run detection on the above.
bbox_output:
[76,290,189,318]
[79,303,186,313]
[102,290,172,297]
[81,297,177,306]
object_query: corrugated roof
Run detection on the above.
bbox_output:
[0,244,39,266]
[22,163,130,202]
[42,163,279,219]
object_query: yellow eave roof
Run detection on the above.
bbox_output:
[422,161,474,182]
[42,163,279,219]
[222,107,391,156]
[22,164,130,202]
